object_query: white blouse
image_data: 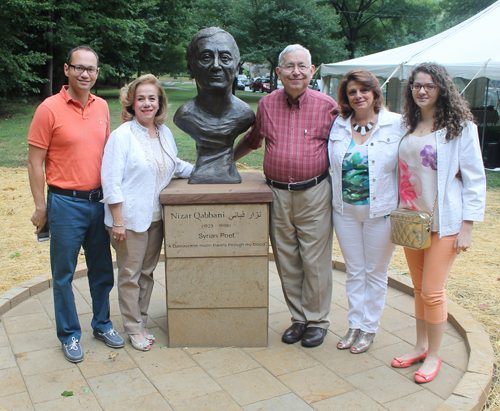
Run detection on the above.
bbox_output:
[101,119,193,232]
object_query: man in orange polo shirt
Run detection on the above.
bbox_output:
[28,46,124,363]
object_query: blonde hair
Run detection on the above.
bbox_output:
[120,74,168,124]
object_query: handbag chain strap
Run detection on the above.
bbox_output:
[396,133,438,225]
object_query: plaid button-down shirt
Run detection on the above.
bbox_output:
[243,87,339,183]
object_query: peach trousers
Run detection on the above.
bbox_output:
[403,232,458,324]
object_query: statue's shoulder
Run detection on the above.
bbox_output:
[174,98,196,120]
[232,96,255,118]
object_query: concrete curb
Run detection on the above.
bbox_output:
[0,253,493,411]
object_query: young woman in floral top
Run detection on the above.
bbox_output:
[391,63,486,384]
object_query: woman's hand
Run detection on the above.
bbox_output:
[109,203,126,243]
[454,220,473,254]
[111,225,127,243]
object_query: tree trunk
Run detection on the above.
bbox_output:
[42,9,54,98]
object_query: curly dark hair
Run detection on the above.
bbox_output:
[402,63,473,140]
[337,69,384,118]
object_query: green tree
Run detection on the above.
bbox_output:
[192,0,344,89]
[23,0,143,96]
[190,0,234,30]
[323,0,439,59]
[135,0,193,77]
[1,0,195,100]
[0,0,51,99]
[438,0,496,28]
[235,0,345,88]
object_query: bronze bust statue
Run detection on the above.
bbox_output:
[174,27,255,184]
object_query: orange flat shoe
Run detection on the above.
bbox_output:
[391,350,427,368]
[415,358,442,383]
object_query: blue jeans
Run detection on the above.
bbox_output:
[47,191,114,344]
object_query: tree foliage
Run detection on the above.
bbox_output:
[0,0,497,100]
[192,0,345,89]
[323,0,439,59]
[0,0,51,99]
[438,0,496,29]
[1,0,194,99]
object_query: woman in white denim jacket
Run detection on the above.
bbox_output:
[391,63,485,384]
[101,75,193,351]
[328,69,402,354]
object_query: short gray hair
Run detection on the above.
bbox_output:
[278,44,312,67]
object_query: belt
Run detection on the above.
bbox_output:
[266,170,330,191]
[48,185,102,201]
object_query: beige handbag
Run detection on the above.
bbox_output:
[390,135,437,250]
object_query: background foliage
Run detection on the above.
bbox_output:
[0,0,497,104]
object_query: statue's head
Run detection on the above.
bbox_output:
[186,27,240,93]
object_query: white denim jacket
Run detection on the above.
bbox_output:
[328,107,403,218]
[433,122,486,237]
[101,119,193,232]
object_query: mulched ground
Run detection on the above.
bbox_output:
[1,166,498,409]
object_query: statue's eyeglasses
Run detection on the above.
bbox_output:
[68,64,98,75]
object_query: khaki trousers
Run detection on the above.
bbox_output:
[108,220,163,335]
[269,177,333,329]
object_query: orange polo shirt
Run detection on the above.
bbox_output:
[28,86,110,191]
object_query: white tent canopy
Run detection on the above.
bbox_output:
[321,0,500,86]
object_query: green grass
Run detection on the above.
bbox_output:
[0,101,38,167]
[7,89,497,184]
[0,88,265,169]
[486,170,500,189]
[167,84,197,91]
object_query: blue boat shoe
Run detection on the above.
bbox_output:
[62,337,84,363]
[93,328,124,348]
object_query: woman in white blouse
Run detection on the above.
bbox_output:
[101,74,193,351]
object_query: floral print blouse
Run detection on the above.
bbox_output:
[398,133,439,231]
[342,137,370,205]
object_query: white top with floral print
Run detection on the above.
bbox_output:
[398,132,439,231]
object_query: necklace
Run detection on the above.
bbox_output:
[352,115,376,136]
[154,126,166,172]
[419,119,434,135]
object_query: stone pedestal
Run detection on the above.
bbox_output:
[161,171,273,347]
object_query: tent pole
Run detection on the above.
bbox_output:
[481,78,490,154]
[399,65,405,114]
[460,58,491,96]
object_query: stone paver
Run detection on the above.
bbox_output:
[0,259,492,410]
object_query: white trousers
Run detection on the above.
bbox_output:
[333,203,395,333]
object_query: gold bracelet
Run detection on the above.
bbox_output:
[113,223,125,227]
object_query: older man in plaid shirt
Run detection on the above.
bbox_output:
[234,44,339,347]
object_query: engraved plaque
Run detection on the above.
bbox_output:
[164,203,269,258]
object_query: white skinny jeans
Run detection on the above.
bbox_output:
[333,202,395,333]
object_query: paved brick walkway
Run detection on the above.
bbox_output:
[0,261,491,410]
